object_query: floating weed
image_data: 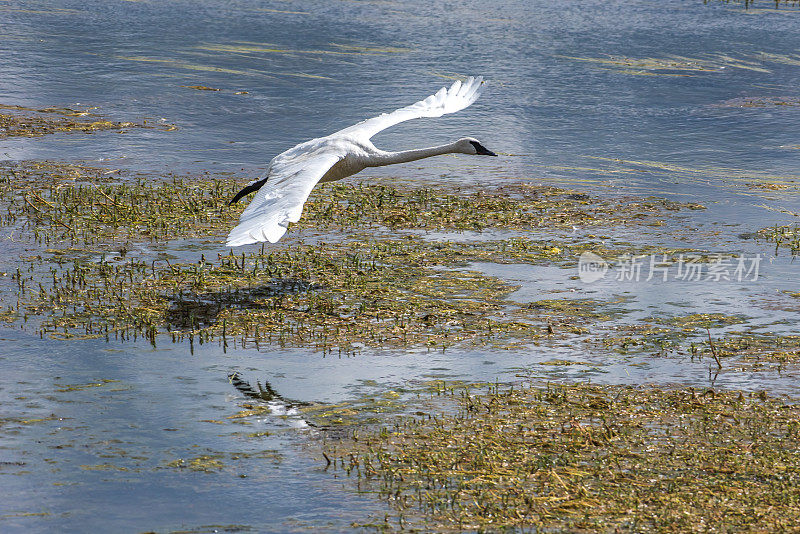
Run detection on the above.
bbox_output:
[0,512,51,519]
[580,155,800,195]
[79,463,133,472]
[0,161,708,352]
[758,223,800,255]
[322,382,800,532]
[702,332,800,371]
[54,379,120,392]
[521,298,621,336]
[0,161,699,248]
[557,53,771,76]
[300,182,697,232]
[656,312,747,330]
[167,455,225,472]
[587,318,800,373]
[752,51,800,66]
[716,96,800,108]
[0,161,244,244]
[328,43,413,54]
[0,104,173,139]
[181,85,221,91]
[197,42,411,57]
[115,55,287,79]
[11,235,708,352]
[707,0,800,8]
[252,8,311,15]
[166,450,282,473]
[11,240,544,351]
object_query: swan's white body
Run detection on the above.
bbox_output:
[226,76,492,246]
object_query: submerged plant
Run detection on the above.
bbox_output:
[0,104,173,138]
[323,382,800,532]
[759,224,800,255]
[0,160,707,353]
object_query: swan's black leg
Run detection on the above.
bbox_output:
[229,176,269,205]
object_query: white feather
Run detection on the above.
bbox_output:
[336,76,484,140]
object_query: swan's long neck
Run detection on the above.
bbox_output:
[367,142,461,167]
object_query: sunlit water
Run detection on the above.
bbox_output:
[2,0,799,530]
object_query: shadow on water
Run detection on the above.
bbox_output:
[165,278,323,330]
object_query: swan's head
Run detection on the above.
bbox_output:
[456,137,497,157]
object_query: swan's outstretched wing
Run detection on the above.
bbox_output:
[336,76,484,140]
[226,151,342,246]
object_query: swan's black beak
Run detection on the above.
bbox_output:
[470,140,497,156]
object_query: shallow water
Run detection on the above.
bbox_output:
[2,0,799,530]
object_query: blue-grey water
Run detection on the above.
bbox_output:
[2,0,799,531]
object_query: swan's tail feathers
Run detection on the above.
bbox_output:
[226,215,289,246]
[229,176,269,205]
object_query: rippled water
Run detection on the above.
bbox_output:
[2,0,799,531]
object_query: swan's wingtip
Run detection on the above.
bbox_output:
[226,221,287,246]
[226,236,252,247]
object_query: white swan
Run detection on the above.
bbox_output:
[226,76,495,246]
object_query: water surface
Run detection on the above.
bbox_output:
[1,0,799,531]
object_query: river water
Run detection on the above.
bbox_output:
[1,0,799,531]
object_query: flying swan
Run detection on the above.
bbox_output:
[226,76,495,246]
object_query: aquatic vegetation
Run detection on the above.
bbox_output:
[115,55,307,80]
[752,51,800,66]
[9,239,547,351]
[196,42,411,57]
[4,229,708,352]
[299,183,696,233]
[759,224,800,254]
[0,160,712,352]
[0,157,759,368]
[0,161,701,247]
[716,96,800,108]
[560,51,800,78]
[557,54,770,76]
[167,455,225,472]
[707,0,800,9]
[0,104,170,139]
[323,382,800,532]
[2,168,243,244]
[657,312,747,330]
[579,156,800,196]
[588,318,800,373]
[522,298,622,335]
[181,85,221,91]
[714,333,800,367]
[252,8,311,15]
[54,379,120,392]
